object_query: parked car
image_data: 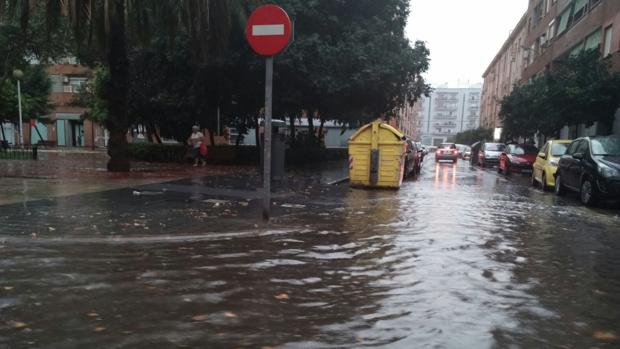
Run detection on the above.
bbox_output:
[456,144,471,160]
[435,143,459,163]
[498,143,538,175]
[470,141,482,165]
[531,139,572,191]
[555,136,620,206]
[477,142,505,167]
[416,142,428,157]
[404,139,422,177]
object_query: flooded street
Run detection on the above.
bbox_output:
[2,158,620,348]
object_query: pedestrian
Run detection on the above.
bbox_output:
[188,125,207,167]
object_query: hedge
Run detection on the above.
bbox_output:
[128,143,347,165]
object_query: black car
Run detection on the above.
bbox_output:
[555,136,620,206]
[404,139,422,178]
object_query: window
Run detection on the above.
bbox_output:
[63,85,73,93]
[566,141,579,155]
[603,25,613,57]
[572,0,588,23]
[575,140,590,155]
[557,8,571,35]
[570,41,585,56]
[551,143,568,156]
[591,137,620,156]
[548,20,556,40]
[584,29,602,51]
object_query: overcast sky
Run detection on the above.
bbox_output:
[406,0,528,87]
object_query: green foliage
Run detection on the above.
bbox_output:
[0,65,51,123]
[73,67,109,123]
[454,127,493,146]
[500,49,620,139]
[128,143,188,162]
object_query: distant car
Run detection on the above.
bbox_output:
[498,143,538,175]
[531,139,572,191]
[478,142,505,167]
[456,144,471,160]
[435,143,459,163]
[555,136,620,206]
[404,139,422,177]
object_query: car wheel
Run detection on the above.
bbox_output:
[530,171,537,187]
[580,177,599,206]
[541,172,549,192]
[554,174,565,196]
[505,164,511,176]
[480,160,485,168]
[497,165,502,174]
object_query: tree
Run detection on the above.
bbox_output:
[500,49,620,139]
[454,127,493,146]
[548,49,620,134]
[2,0,247,171]
[0,65,51,140]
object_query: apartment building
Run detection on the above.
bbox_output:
[481,0,620,135]
[481,14,528,129]
[416,87,482,146]
[20,64,107,147]
[394,101,422,138]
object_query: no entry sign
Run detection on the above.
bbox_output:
[246,5,292,57]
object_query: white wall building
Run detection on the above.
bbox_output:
[417,87,482,146]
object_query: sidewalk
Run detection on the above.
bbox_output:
[0,152,255,205]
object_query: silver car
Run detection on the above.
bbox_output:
[478,142,505,167]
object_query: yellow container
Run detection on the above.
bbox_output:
[348,121,406,189]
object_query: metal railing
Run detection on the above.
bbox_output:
[0,143,38,160]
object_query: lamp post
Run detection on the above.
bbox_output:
[13,69,24,146]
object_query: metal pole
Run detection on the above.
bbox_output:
[17,80,23,146]
[263,57,273,221]
[217,106,221,136]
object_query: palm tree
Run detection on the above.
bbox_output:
[1,0,247,171]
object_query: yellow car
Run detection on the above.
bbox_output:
[531,140,572,191]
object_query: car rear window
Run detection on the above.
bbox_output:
[440,143,456,149]
[485,143,505,151]
[512,145,538,155]
[551,143,568,157]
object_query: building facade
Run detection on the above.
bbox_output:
[482,0,620,135]
[394,101,422,138]
[416,87,482,146]
[481,15,529,130]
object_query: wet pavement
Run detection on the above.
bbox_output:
[1,156,620,348]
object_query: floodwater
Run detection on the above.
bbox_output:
[1,157,620,348]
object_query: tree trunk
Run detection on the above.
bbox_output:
[306,109,316,146]
[105,1,131,172]
[318,116,326,148]
[288,113,296,147]
[0,122,6,143]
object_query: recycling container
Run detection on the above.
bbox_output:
[348,121,406,189]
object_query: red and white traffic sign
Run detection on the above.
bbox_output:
[246,5,292,57]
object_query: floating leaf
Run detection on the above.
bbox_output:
[3,286,14,291]
[274,293,290,300]
[224,312,237,318]
[11,321,28,329]
[191,314,208,322]
[87,312,99,318]
[594,331,618,340]
[94,326,106,332]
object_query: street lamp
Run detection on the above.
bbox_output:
[12,69,24,146]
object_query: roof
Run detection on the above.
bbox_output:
[482,13,528,78]
[47,64,91,76]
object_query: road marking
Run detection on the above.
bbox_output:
[252,24,285,36]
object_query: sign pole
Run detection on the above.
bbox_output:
[263,56,274,221]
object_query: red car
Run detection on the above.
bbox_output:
[498,144,538,175]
